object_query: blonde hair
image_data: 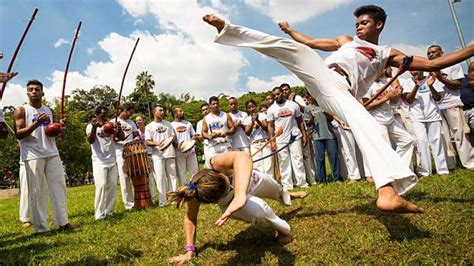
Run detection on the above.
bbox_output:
[167,169,230,208]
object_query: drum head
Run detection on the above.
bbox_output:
[158,136,174,151]
[181,140,195,153]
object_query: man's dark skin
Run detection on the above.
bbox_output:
[228,98,245,130]
[201,99,236,140]
[86,108,125,144]
[403,71,441,104]
[13,83,65,140]
[265,94,274,106]
[193,104,210,141]
[427,46,464,90]
[267,87,307,151]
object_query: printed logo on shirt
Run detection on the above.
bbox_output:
[32,113,50,127]
[418,84,429,93]
[176,126,187,133]
[155,126,168,133]
[209,121,224,131]
[121,123,132,132]
[356,46,376,61]
[278,108,293,118]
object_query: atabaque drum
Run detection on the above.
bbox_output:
[123,140,152,208]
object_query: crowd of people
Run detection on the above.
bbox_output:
[0,4,473,264]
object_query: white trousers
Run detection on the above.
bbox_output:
[232,146,250,153]
[19,161,31,223]
[148,156,155,200]
[116,155,134,210]
[176,151,199,185]
[302,138,317,184]
[250,141,274,177]
[441,107,474,168]
[277,139,307,190]
[151,157,177,206]
[397,112,422,172]
[335,127,361,180]
[215,24,416,194]
[25,155,68,233]
[379,119,415,171]
[93,162,118,220]
[218,170,291,234]
[411,121,449,176]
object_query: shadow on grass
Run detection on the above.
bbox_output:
[0,240,65,264]
[199,208,301,265]
[63,246,143,265]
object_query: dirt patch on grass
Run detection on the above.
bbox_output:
[0,188,19,200]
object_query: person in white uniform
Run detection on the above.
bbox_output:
[363,67,415,172]
[145,105,178,206]
[402,71,449,176]
[167,151,307,264]
[115,104,140,210]
[267,87,308,190]
[201,96,236,158]
[281,83,306,111]
[228,97,250,152]
[203,3,473,212]
[86,106,124,220]
[195,103,210,161]
[427,45,474,169]
[243,99,273,176]
[19,161,32,227]
[135,116,156,202]
[172,107,199,185]
[13,79,74,235]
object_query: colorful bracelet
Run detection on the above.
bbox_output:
[185,245,197,252]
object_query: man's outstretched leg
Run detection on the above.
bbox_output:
[203,14,423,214]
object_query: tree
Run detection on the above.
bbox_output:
[179,92,195,103]
[127,71,159,117]
[69,85,118,121]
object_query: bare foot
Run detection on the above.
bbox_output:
[347,179,358,185]
[202,14,225,33]
[376,185,424,213]
[276,231,294,245]
[366,176,374,183]
[22,222,33,228]
[289,191,308,199]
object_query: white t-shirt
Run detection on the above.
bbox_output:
[196,119,208,146]
[292,95,307,108]
[18,104,59,161]
[402,77,444,122]
[145,120,176,159]
[266,100,302,144]
[229,111,250,149]
[324,35,392,99]
[243,113,269,142]
[172,120,196,154]
[137,128,153,155]
[438,64,465,110]
[204,111,231,147]
[86,123,116,165]
[114,118,138,154]
[364,80,395,125]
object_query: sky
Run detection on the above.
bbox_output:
[0,0,473,107]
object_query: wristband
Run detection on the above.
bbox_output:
[185,245,197,252]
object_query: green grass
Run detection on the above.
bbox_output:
[0,169,473,264]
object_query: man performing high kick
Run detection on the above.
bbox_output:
[203,5,473,213]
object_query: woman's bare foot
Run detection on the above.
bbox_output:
[276,231,294,245]
[289,191,308,199]
[376,185,424,213]
[202,14,225,33]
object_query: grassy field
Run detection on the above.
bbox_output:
[0,169,473,264]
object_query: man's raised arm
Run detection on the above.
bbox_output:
[278,21,352,51]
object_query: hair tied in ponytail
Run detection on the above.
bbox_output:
[187,182,197,190]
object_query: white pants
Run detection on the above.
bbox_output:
[25,155,68,233]
[176,151,199,185]
[151,157,177,206]
[218,170,290,234]
[215,24,416,194]
[93,161,118,220]
[276,139,307,190]
[379,119,415,171]
[116,155,134,210]
[250,141,274,177]
[335,127,361,180]
[412,121,449,176]
[397,112,422,172]
[441,107,474,168]
[302,138,317,184]
[19,161,31,223]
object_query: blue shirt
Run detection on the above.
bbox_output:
[460,77,474,109]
